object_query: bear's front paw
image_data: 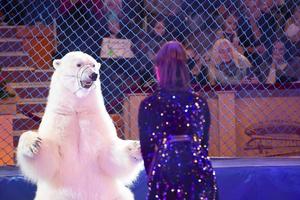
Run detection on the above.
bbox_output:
[127,140,142,162]
[18,131,42,158]
[29,137,42,156]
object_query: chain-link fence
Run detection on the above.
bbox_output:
[0,0,300,165]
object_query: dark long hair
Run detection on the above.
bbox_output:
[155,41,191,91]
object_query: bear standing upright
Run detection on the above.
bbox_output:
[17,52,142,200]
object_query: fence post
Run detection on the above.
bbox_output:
[217,90,237,157]
[123,93,147,140]
[0,98,16,165]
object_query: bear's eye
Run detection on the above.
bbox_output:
[92,64,95,67]
[77,63,82,67]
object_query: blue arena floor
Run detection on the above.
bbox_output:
[1,157,300,200]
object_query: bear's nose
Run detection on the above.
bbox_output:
[89,72,98,81]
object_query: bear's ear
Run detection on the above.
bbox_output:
[53,59,61,70]
[95,62,101,70]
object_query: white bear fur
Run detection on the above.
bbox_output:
[17,51,142,200]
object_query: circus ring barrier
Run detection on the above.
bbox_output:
[124,83,300,157]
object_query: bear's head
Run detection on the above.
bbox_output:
[52,51,101,98]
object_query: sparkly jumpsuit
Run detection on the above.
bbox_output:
[138,89,218,200]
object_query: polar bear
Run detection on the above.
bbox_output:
[17,51,142,200]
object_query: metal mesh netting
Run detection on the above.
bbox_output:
[0,0,300,165]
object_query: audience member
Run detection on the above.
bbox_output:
[185,44,209,86]
[222,14,244,54]
[217,0,240,20]
[234,0,280,79]
[285,6,300,35]
[208,39,258,86]
[145,0,187,41]
[136,15,171,86]
[238,0,267,60]
[284,6,300,60]
[102,0,122,20]
[182,0,221,17]
[270,0,296,34]
[187,12,223,58]
[122,0,145,28]
[264,40,300,84]
[130,29,153,87]
[100,14,137,111]
[257,0,278,56]
[56,0,102,58]
[146,15,171,64]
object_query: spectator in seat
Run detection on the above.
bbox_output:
[130,29,152,87]
[100,14,136,112]
[222,14,244,54]
[145,0,187,41]
[187,11,223,60]
[237,0,278,81]
[55,0,102,58]
[208,39,258,86]
[270,0,296,34]
[238,0,271,62]
[141,15,171,86]
[264,40,300,84]
[147,15,171,58]
[184,43,209,86]
[102,0,123,21]
[285,6,300,32]
[257,0,278,57]
[122,0,145,29]
[284,6,300,60]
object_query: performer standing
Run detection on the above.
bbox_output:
[138,41,218,199]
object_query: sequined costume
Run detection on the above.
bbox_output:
[138,89,218,200]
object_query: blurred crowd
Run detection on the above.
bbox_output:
[0,0,299,97]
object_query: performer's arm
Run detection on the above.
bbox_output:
[138,100,156,175]
[201,99,211,150]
